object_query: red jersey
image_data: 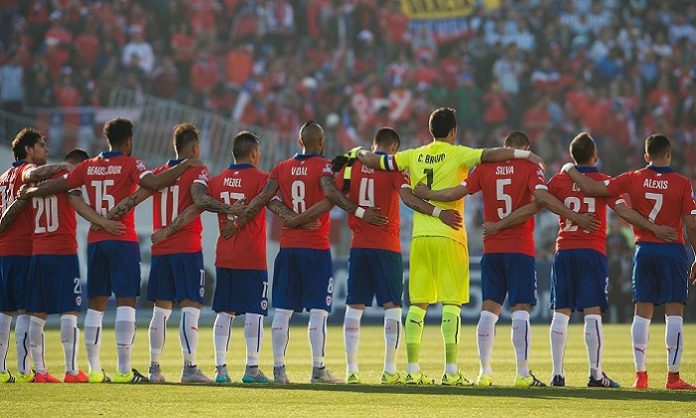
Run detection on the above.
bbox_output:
[464,159,547,257]
[151,161,208,256]
[336,159,408,253]
[0,161,36,256]
[66,151,150,244]
[605,166,696,244]
[547,167,624,255]
[208,164,269,270]
[270,154,333,250]
[31,171,78,255]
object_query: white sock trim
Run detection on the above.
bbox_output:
[345,307,363,321]
[511,310,530,321]
[115,306,136,322]
[384,307,402,321]
[84,309,104,327]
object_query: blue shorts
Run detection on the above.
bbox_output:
[0,255,31,312]
[148,252,205,304]
[272,248,333,312]
[26,255,82,314]
[347,248,403,306]
[632,243,688,305]
[551,249,608,312]
[87,241,141,299]
[213,268,268,315]
[480,253,537,306]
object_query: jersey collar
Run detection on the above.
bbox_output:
[575,166,599,173]
[167,159,184,167]
[229,163,253,169]
[11,160,26,167]
[99,151,123,159]
[294,153,321,160]
[375,151,388,156]
[647,165,673,173]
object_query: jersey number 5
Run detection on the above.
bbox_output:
[496,179,512,219]
[90,180,115,216]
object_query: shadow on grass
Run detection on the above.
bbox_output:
[168,382,696,402]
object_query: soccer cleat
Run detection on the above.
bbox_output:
[148,363,166,384]
[215,365,231,384]
[442,371,473,386]
[346,371,361,384]
[514,372,546,387]
[273,365,290,384]
[666,372,696,390]
[87,369,111,383]
[113,368,149,384]
[550,375,565,387]
[633,371,648,389]
[242,366,270,384]
[311,367,342,384]
[180,365,213,384]
[64,370,89,383]
[0,371,15,384]
[381,371,405,385]
[476,372,494,387]
[15,371,35,383]
[34,371,61,383]
[588,373,620,388]
[405,371,436,385]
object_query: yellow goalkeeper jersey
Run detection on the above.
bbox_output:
[390,140,483,246]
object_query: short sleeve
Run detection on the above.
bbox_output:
[392,171,410,190]
[131,158,151,183]
[393,149,413,171]
[457,146,484,170]
[269,163,280,180]
[682,180,696,216]
[65,162,86,188]
[527,164,547,193]
[462,165,481,195]
[193,166,209,187]
[604,172,632,196]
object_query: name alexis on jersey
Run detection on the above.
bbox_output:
[418,153,446,164]
[87,166,122,176]
[643,178,669,190]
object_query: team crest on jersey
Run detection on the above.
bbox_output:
[136,160,147,171]
[322,163,333,174]
[261,300,268,310]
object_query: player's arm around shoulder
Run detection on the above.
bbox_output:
[68,189,126,235]
[0,196,29,233]
[22,161,74,183]
[236,177,280,228]
[480,147,544,167]
[191,177,244,216]
[561,164,612,196]
[612,201,678,242]
[398,186,463,230]
[107,187,152,221]
[319,175,387,226]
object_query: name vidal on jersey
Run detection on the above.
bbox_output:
[87,166,122,176]
[643,178,668,189]
[495,166,513,175]
[417,153,445,164]
[223,178,242,187]
[291,167,308,176]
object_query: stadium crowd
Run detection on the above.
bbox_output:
[1,0,695,179]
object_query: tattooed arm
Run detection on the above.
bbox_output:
[190,182,244,216]
[0,198,29,233]
[107,188,153,221]
[22,162,73,183]
[68,190,126,235]
[319,176,387,226]
[235,179,280,228]
[151,204,203,244]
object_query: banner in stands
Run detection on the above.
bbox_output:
[400,0,500,19]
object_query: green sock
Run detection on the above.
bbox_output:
[405,306,427,366]
[441,305,461,370]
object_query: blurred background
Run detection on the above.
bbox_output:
[0,0,695,322]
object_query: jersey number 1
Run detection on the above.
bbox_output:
[159,185,180,226]
[220,191,245,220]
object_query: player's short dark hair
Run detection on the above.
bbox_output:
[64,148,90,164]
[503,131,530,148]
[645,134,671,159]
[173,123,199,153]
[232,130,260,160]
[428,107,457,138]
[569,132,596,164]
[373,127,400,148]
[103,118,133,147]
[11,127,44,161]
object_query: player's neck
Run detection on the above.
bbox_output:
[432,138,453,144]
[648,160,670,167]
[301,148,322,155]
[108,146,128,155]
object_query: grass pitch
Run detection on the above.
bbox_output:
[1,323,694,417]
